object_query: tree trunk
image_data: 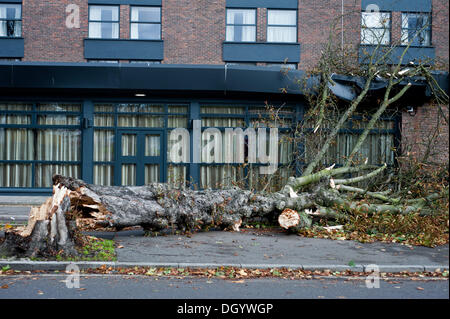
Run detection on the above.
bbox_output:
[1,173,444,258]
[0,184,79,258]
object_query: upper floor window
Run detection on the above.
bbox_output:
[361,12,391,45]
[88,5,119,39]
[267,10,297,43]
[130,6,161,40]
[226,9,256,42]
[0,4,22,38]
[401,13,431,46]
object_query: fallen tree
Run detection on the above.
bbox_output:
[1,165,446,258]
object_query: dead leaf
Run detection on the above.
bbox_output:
[1,284,9,289]
[416,287,424,291]
[238,269,248,276]
[78,288,86,291]
[232,280,245,283]
[37,290,44,295]
[117,245,124,249]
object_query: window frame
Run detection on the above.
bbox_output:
[88,5,120,39]
[225,8,257,43]
[401,12,432,47]
[129,5,162,40]
[360,11,392,45]
[266,9,298,43]
[0,101,83,188]
[0,3,22,38]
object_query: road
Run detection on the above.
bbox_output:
[0,274,448,299]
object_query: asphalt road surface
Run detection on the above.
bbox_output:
[0,274,448,299]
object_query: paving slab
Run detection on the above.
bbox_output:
[113,229,449,271]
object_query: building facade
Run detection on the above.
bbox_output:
[0,0,448,194]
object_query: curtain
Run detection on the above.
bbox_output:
[200,165,244,189]
[145,164,159,184]
[121,164,136,186]
[145,135,160,156]
[121,134,136,156]
[167,165,186,188]
[226,9,255,42]
[118,115,163,127]
[267,10,296,43]
[267,26,296,43]
[94,165,113,186]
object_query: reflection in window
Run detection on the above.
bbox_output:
[361,12,391,45]
[0,4,22,37]
[88,5,119,39]
[226,9,256,42]
[267,10,297,43]
[130,6,161,40]
[401,13,431,46]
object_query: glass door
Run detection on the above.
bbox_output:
[115,130,164,186]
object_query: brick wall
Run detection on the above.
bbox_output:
[23,0,88,62]
[19,0,449,67]
[401,104,449,165]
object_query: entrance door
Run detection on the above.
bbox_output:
[115,130,164,186]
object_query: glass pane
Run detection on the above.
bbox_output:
[168,105,188,113]
[0,102,32,111]
[89,22,119,39]
[130,23,160,40]
[94,165,114,186]
[362,12,390,28]
[0,20,21,37]
[361,28,390,45]
[201,118,244,127]
[200,165,244,189]
[89,6,119,21]
[94,130,114,161]
[94,104,115,112]
[0,128,33,160]
[131,7,160,22]
[0,114,31,124]
[36,130,81,161]
[38,103,81,112]
[121,164,136,186]
[267,26,296,43]
[268,10,296,25]
[121,134,136,156]
[201,106,245,114]
[226,25,256,42]
[227,9,255,25]
[168,116,188,128]
[145,164,159,184]
[0,4,21,19]
[0,164,31,187]
[118,115,163,127]
[117,104,163,113]
[94,115,114,126]
[145,135,160,156]
[167,165,186,188]
[35,164,80,188]
[38,115,80,125]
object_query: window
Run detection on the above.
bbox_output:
[267,10,297,43]
[361,12,391,45]
[130,60,161,64]
[130,6,161,40]
[226,9,256,42]
[88,60,119,63]
[0,4,21,37]
[266,63,297,70]
[0,102,82,188]
[88,5,119,39]
[401,13,431,46]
